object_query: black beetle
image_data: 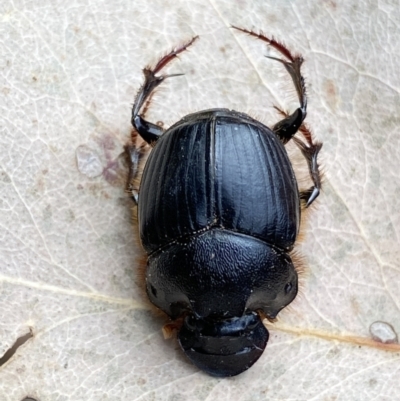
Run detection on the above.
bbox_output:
[126,27,322,377]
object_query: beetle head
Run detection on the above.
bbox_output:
[178,312,268,377]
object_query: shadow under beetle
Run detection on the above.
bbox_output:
[126,27,322,377]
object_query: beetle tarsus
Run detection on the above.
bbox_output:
[232,26,307,144]
[152,36,198,74]
[131,36,199,145]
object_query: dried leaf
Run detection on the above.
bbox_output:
[1,1,399,400]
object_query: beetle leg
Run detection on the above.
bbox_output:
[275,106,323,207]
[292,136,323,207]
[125,144,141,204]
[125,131,149,205]
[132,36,199,146]
[232,27,307,144]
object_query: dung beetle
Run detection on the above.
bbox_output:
[126,27,322,377]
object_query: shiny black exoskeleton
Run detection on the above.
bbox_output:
[127,27,322,377]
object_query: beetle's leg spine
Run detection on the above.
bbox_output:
[131,36,199,145]
[232,26,307,144]
[268,50,307,143]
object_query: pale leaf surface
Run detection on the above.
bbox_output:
[1,1,400,400]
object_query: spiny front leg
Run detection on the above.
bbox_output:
[132,36,199,146]
[232,27,307,144]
